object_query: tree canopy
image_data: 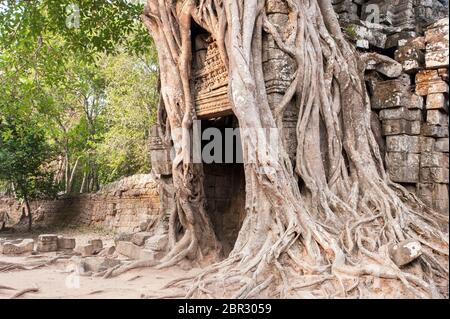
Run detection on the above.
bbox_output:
[0,0,159,198]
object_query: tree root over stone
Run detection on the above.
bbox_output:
[105,0,449,299]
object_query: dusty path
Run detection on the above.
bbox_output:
[0,228,200,299]
[0,262,200,299]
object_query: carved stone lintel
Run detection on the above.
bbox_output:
[192,35,233,119]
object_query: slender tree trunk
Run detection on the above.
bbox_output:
[80,171,87,194]
[23,193,32,231]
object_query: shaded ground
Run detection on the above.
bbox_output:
[0,227,201,299]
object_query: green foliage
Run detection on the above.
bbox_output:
[344,24,359,41]
[0,114,57,200]
[0,0,159,195]
[95,51,158,184]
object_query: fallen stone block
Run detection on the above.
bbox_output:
[81,257,121,273]
[98,246,116,257]
[57,236,76,250]
[382,119,421,136]
[140,249,165,261]
[416,69,449,96]
[421,123,449,138]
[37,234,58,253]
[88,239,103,254]
[144,233,169,252]
[114,232,134,245]
[389,240,422,267]
[76,244,95,257]
[1,239,34,255]
[116,241,160,260]
[131,232,152,246]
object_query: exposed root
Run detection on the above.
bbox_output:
[9,286,39,299]
[129,0,450,299]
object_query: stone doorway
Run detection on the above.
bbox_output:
[191,22,246,256]
[200,116,246,257]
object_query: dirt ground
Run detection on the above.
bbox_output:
[0,228,201,299]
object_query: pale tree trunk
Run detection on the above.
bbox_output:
[108,0,449,298]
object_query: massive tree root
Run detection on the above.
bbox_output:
[110,0,449,298]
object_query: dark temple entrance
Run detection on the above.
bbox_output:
[200,116,246,257]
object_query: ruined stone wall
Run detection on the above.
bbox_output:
[0,174,160,232]
[332,0,449,214]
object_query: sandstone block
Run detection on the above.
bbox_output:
[76,244,95,257]
[389,240,422,267]
[420,167,449,183]
[417,183,449,215]
[420,136,436,153]
[352,24,387,49]
[395,37,426,73]
[57,236,76,250]
[1,239,34,255]
[426,93,448,112]
[265,0,289,14]
[379,107,422,121]
[88,239,103,254]
[131,232,152,246]
[144,233,168,252]
[421,123,449,138]
[37,234,58,253]
[114,232,133,245]
[416,70,449,96]
[386,135,421,153]
[382,119,421,136]
[435,138,449,153]
[81,257,121,273]
[116,241,143,260]
[385,31,417,49]
[386,152,420,183]
[420,152,449,168]
[425,18,449,69]
[427,110,448,126]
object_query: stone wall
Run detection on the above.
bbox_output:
[0,174,160,232]
[331,0,449,214]
[204,163,246,256]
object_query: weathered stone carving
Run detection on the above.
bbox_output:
[192,35,233,119]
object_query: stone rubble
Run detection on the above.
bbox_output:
[36,234,58,253]
[0,239,34,255]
